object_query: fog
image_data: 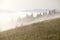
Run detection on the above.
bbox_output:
[0,0,60,31]
[17,13,60,27]
[0,12,25,31]
[0,11,60,32]
[0,11,38,31]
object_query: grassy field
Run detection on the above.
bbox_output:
[0,18,60,40]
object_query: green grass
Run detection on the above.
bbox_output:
[0,18,60,40]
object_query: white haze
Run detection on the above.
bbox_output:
[0,12,60,32]
[0,0,60,31]
[0,11,39,31]
[0,12,27,31]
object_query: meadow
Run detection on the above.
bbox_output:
[0,18,60,40]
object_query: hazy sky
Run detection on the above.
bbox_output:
[0,0,60,11]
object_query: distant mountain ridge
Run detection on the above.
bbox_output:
[0,9,60,13]
[21,9,60,12]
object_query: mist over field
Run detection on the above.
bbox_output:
[0,16,60,40]
[0,11,25,31]
[0,0,60,32]
[0,9,60,32]
[0,0,60,40]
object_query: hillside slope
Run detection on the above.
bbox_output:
[0,18,60,40]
